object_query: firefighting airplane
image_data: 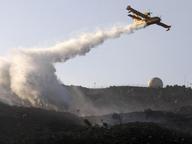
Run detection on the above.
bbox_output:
[127,5,171,31]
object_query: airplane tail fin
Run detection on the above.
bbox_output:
[127,5,131,12]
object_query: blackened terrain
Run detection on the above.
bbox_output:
[67,85,192,113]
[0,85,192,143]
[0,102,84,144]
[42,122,192,144]
[0,102,192,144]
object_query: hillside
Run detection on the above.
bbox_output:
[0,102,84,144]
[0,102,191,144]
[0,85,191,143]
[67,85,192,113]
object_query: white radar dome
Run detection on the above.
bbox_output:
[148,77,163,88]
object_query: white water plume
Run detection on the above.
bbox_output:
[0,22,146,111]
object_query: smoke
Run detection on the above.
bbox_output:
[0,22,146,112]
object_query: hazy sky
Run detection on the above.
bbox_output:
[0,0,191,87]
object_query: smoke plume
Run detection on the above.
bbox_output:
[0,22,146,112]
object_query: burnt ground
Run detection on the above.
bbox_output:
[3,122,192,144]
[0,102,191,144]
[66,85,192,113]
[35,122,192,144]
[0,85,192,143]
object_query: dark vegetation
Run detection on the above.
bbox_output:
[86,108,192,134]
[0,85,191,143]
[0,101,191,143]
[0,102,192,144]
[0,102,84,144]
[67,85,192,112]
[0,104,191,143]
[40,122,192,144]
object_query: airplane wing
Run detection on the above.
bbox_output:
[127,5,149,19]
[128,14,142,20]
[156,22,171,31]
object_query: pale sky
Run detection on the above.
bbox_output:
[0,0,191,88]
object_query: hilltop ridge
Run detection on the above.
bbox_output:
[66,85,192,113]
